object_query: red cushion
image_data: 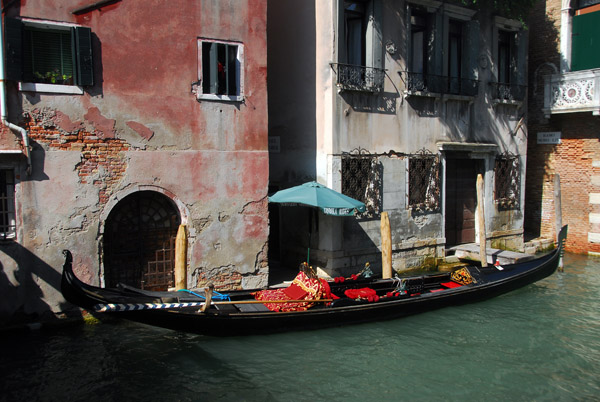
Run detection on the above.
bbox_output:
[283,283,308,299]
[441,281,463,289]
[344,287,377,299]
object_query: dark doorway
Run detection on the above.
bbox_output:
[445,157,482,246]
[104,191,180,290]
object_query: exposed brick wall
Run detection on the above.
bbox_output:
[25,109,130,205]
[526,1,600,254]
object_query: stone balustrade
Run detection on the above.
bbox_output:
[543,68,600,117]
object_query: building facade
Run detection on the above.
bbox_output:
[526,0,600,254]
[0,0,269,326]
[269,0,529,276]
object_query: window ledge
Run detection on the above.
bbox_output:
[196,93,244,102]
[19,82,84,95]
[403,90,442,99]
[442,94,475,103]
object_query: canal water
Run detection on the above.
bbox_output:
[1,253,599,402]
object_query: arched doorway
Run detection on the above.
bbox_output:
[103,191,180,290]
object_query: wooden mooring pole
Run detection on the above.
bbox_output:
[175,224,188,290]
[554,174,564,272]
[476,174,488,267]
[381,211,393,279]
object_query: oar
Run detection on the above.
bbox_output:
[94,299,334,313]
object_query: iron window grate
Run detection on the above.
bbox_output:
[408,151,440,212]
[495,152,520,209]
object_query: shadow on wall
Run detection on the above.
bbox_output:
[524,4,563,238]
[0,241,76,327]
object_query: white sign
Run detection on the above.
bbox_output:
[537,131,561,145]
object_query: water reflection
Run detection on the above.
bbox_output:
[1,253,599,401]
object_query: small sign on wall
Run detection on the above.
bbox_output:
[268,136,280,153]
[537,131,561,145]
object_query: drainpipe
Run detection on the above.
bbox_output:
[0,15,32,175]
[560,0,573,73]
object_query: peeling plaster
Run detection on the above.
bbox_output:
[126,121,154,141]
[84,107,116,139]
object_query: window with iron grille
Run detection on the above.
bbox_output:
[495,153,520,208]
[408,153,440,212]
[0,170,16,240]
[341,152,382,217]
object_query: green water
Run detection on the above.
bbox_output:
[1,253,599,401]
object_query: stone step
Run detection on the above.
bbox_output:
[448,244,536,265]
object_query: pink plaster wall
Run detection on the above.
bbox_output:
[0,0,270,323]
[11,0,268,152]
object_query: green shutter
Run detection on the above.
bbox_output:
[572,11,600,71]
[510,30,527,87]
[4,18,23,81]
[74,26,93,86]
[515,30,527,86]
[427,11,444,77]
[462,20,479,81]
[406,5,412,72]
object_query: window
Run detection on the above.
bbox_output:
[197,39,243,101]
[494,153,520,209]
[5,18,93,93]
[492,17,526,101]
[0,170,16,240]
[406,3,478,96]
[497,30,511,85]
[409,9,428,83]
[408,153,440,212]
[333,0,385,92]
[448,20,462,94]
[341,152,382,217]
[571,8,600,71]
[344,0,367,67]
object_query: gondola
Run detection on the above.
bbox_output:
[61,226,567,337]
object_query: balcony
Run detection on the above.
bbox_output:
[403,72,479,97]
[490,82,527,104]
[331,63,386,93]
[543,69,600,117]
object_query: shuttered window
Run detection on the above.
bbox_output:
[406,5,479,96]
[24,28,74,85]
[571,10,600,71]
[4,18,93,87]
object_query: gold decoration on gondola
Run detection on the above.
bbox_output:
[450,267,475,285]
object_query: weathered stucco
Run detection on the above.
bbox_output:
[269,0,528,276]
[0,0,269,326]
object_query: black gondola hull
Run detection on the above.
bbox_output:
[61,227,567,336]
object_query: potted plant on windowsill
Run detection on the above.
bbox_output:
[34,70,73,85]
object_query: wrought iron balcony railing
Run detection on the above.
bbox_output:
[403,72,479,97]
[331,63,386,93]
[543,69,600,117]
[490,82,527,102]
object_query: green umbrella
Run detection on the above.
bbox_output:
[268,181,366,216]
[268,181,366,264]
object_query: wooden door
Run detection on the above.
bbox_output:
[445,158,479,246]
